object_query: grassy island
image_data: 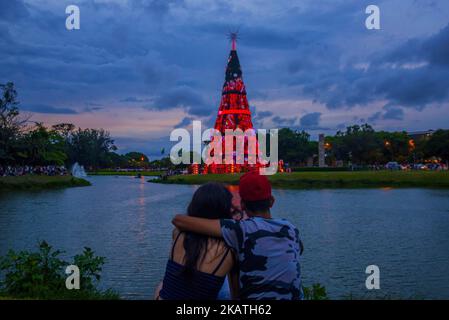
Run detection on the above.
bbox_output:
[0,175,91,191]
[88,170,163,177]
[150,171,449,189]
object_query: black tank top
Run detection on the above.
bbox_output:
[159,232,231,300]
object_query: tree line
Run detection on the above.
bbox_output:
[0,82,154,170]
[278,124,449,166]
[3,82,448,170]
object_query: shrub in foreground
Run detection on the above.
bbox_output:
[0,241,118,299]
[303,283,328,300]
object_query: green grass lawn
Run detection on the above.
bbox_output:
[88,170,163,176]
[0,175,91,191]
[151,170,449,189]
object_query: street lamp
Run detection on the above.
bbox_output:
[384,141,393,161]
[408,139,416,165]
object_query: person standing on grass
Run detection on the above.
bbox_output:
[172,171,304,300]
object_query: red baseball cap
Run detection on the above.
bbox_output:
[239,171,272,202]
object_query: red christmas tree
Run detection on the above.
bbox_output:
[205,34,259,174]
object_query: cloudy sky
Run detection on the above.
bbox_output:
[1,0,449,158]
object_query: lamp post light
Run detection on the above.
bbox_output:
[384,140,393,161]
[408,139,416,165]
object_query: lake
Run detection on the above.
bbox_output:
[1,176,449,299]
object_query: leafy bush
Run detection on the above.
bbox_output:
[0,241,118,299]
[303,283,328,300]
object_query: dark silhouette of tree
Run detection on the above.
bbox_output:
[424,130,449,164]
[278,128,316,165]
[67,128,117,169]
[17,123,67,165]
[0,82,29,164]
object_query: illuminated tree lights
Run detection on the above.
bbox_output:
[201,36,261,174]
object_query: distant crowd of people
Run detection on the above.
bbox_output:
[0,165,68,177]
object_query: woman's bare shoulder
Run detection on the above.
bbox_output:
[207,237,230,253]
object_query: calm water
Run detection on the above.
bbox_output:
[1,176,449,299]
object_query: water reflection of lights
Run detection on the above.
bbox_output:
[137,178,146,242]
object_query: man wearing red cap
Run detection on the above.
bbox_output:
[172,171,304,300]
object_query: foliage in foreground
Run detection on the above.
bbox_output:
[303,283,328,300]
[0,241,118,300]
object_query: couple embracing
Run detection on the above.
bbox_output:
[155,171,304,300]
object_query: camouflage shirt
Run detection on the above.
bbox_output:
[220,217,303,300]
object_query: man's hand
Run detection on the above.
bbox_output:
[172,214,222,238]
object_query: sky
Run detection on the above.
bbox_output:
[1,0,449,158]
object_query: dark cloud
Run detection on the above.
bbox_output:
[375,67,449,109]
[120,97,150,103]
[0,25,12,44]
[130,0,184,18]
[289,21,449,111]
[83,106,103,113]
[1,0,449,153]
[250,90,269,100]
[256,111,273,120]
[0,0,29,22]
[201,115,216,129]
[238,27,301,50]
[369,105,404,122]
[382,105,404,120]
[174,116,194,128]
[146,86,211,116]
[425,24,449,66]
[87,102,102,106]
[384,24,449,67]
[251,109,273,128]
[300,112,321,127]
[368,112,381,122]
[21,104,78,115]
[272,116,297,127]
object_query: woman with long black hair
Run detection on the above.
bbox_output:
[155,183,239,300]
